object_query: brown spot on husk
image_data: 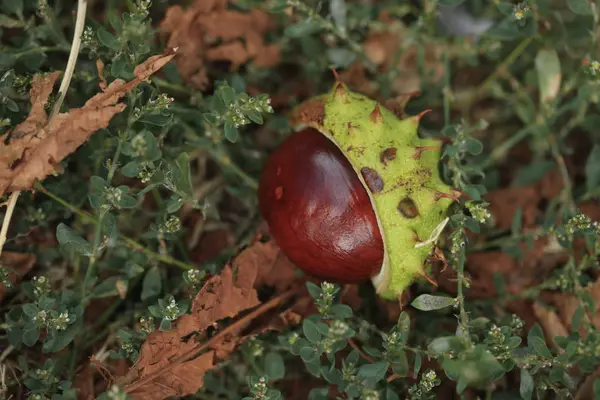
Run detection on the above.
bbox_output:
[380,147,397,165]
[290,99,325,128]
[398,197,419,218]
[360,167,384,193]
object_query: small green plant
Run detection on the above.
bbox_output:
[1,0,600,399]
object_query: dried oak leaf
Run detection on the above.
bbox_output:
[160,0,280,90]
[483,185,540,231]
[342,14,444,96]
[547,278,600,337]
[0,48,176,195]
[122,240,305,400]
[124,330,215,400]
[96,59,107,91]
[175,260,260,337]
[532,301,569,349]
[0,252,35,303]
[239,240,299,293]
[464,236,567,298]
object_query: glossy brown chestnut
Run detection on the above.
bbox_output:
[258,128,384,283]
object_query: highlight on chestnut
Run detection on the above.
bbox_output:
[258,76,461,301]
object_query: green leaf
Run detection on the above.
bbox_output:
[5,98,18,112]
[514,160,555,186]
[357,361,389,383]
[306,282,322,298]
[466,138,483,155]
[218,85,236,105]
[329,0,346,29]
[7,327,23,346]
[527,323,545,346]
[118,194,138,209]
[411,294,455,311]
[265,352,286,380]
[22,326,40,347]
[531,337,553,358]
[330,304,352,319]
[43,322,81,352]
[96,27,121,51]
[535,49,561,104]
[22,303,38,317]
[141,267,162,300]
[91,277,119,298]
[567,0,593,15]
[172,152,194,198]
[326,48,356,68]
[246,109,263,124]
[391,351,409,376]
[121,161,140,177]
[572,305,584,331]
[397,311,410,337]
[166,195,184,213]
[0,0,23,16]
[428,336,464,354]
[160,318,172,331]
[438,0,466,6]
[485,16,524,40]
[593,378,600,398]
[138,113,173,127]
[413,352,422,376]
[299,346,318,362]
[284,20,322,38]
[224,121,239,142]
[511,206,523,234]
[586,144,600,191]
[56,223,92,256]
[308,388,329,400]
[0,14,23,28]
[385,388,400,400]
[303,319,322,343]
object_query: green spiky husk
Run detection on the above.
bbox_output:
[290,82,456,300]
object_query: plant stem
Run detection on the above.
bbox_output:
[180,122,259,190]
[36,183,200,271]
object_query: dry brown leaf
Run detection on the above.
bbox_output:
[549,279,600,337]
[240,240,299,293]
[96,59,107,91]
[483,186,540,231]
[0,252,36,303]
[160,0,280,90]
[175,261,260,337]
[125,330,214,399]
[532,301,569,349]
[465,237,561,298]
[341,14,444,96]
[121,240,305,400]
[0,48,176,195]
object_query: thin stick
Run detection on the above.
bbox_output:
[347,338,376,363]
[0,0,88,258]
[0,192,20,259]
[51,0,88,118]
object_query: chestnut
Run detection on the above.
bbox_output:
[259,127,384,284]
[259,81,459,300]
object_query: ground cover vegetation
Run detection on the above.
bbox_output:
[1,0,600,399]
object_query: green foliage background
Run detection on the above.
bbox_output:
[1,0,600,399]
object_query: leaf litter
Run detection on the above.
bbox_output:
[160,0,280,90]
[0,48,177,196]
[119,239,306,400]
